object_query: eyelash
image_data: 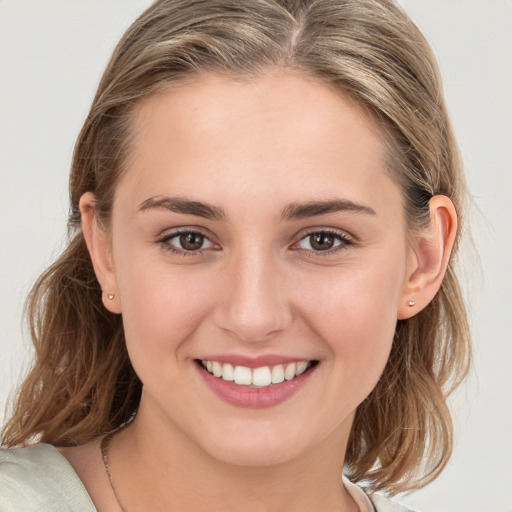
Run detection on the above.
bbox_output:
[292,229,354,256]
[158,228,217,256]
[157,228,354,257]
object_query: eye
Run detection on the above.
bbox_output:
[295,230,352,253]
[160,230,216,254]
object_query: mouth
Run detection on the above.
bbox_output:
[196,359,318,388]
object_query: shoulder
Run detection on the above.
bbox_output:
[368,492,418,512]
[0,444,96,512]
[344,476,417,512]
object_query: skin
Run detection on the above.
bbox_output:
[63,70,457,512]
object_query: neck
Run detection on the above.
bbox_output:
[109,401,357,512]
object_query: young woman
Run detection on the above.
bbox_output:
[0,1,471,511]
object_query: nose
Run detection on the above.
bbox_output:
[213,248,293,342]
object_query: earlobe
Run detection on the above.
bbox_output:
[398,195,457,320]
[79,192,121,314]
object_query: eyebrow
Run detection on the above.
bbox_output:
[281,199,376,220]
[138,196,376,221]
[138,196,226,220]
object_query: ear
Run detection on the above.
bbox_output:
[80,192,121,314]
[398,195,457,320]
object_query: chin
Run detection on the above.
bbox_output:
[206,438,301,468]
[184,420,309,468]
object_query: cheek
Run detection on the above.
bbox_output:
[112,247,218,376]
[293,256,404,391]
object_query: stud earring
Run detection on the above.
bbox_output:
[107,293,115,300]
[407,300,416,307]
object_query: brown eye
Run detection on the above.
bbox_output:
[309,233,335,251]
[179,232,204,251]
[296,230,351,253]
[163,231,215,253]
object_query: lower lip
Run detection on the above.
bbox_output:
[196,362,316,409]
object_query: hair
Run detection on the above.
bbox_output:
[2,0,470,495]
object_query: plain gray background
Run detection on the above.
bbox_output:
[1,1,511,511]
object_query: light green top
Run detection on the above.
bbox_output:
[0,444,415,512]
[0,444,95,511]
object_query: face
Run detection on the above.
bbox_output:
[100,71,415,466]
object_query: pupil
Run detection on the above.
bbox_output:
[180,233,203,250]
[311,233,334,250]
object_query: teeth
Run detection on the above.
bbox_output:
[284,363,296,380]
[212,361,222,377]
[222,363,234,381]
[233,366,252,385]
[296,361,308,376]
[271,364,285,384]
[201,360,312,388]
[252,367,272,387]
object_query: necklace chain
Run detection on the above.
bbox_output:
[99,432,362,512]
[100,432,128,512]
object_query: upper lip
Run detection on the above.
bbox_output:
[197,354,315,368]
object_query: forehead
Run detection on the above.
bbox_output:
[118,71,401,218]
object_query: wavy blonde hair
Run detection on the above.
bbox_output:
[2,0,470,494]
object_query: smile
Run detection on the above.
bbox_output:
[199,360,315,388]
